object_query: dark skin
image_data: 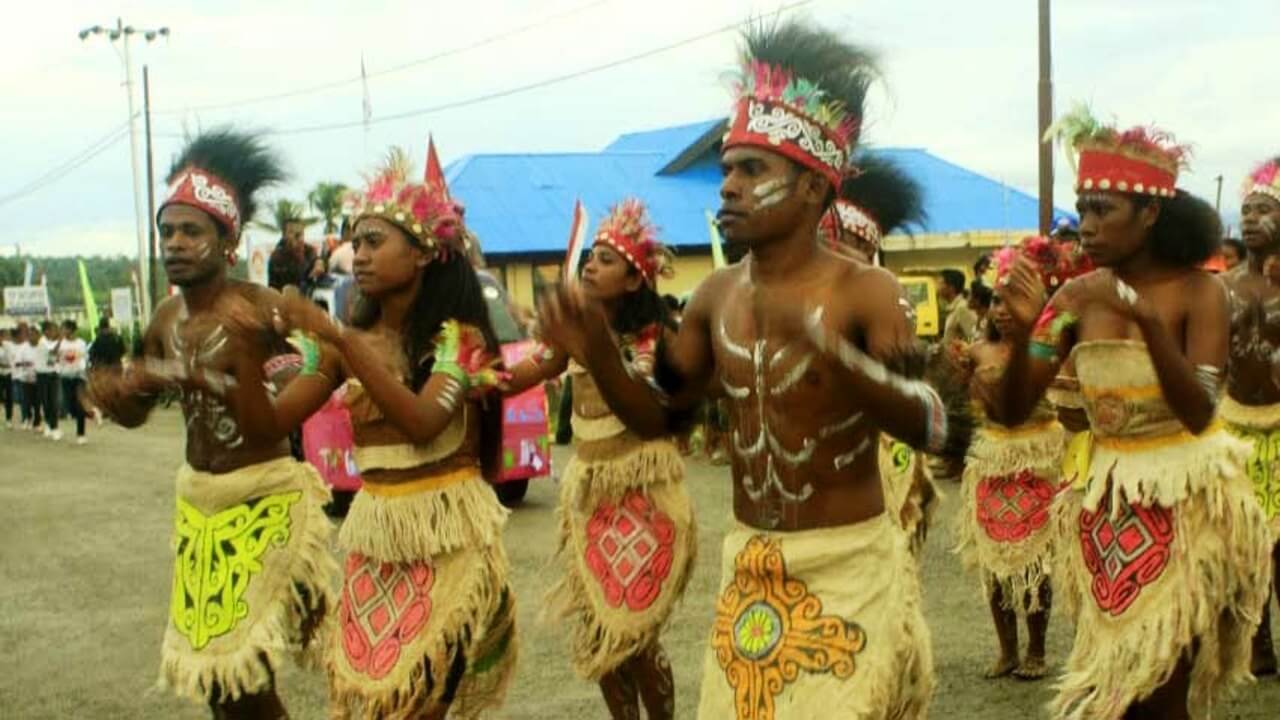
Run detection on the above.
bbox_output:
[229,217,487,720]
[1223,242,1244,271]
[958,296,1053,680]
[541,146,930,532]
[232,217,484,477]
[995,191,1228,720]
[86,203,322,720]
[1225,191,1280,675]
[508,244,674,720]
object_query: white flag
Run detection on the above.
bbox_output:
[361,54,372,128]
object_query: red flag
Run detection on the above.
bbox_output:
[562,200,589,284]
[425,135,450,200]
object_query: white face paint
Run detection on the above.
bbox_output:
[752,178,793,210]
[194,238,214,261]
[1261,215,1278,240]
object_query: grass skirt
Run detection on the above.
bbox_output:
[159,457,336,704]
[1221,395,1280,537]
[878,438,940,556]
[1050,428,1271,719]
[955,421,1065,613]
[327,471,515,719]
[697,514,934,719]
[548,433,696,679]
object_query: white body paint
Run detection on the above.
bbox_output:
[167,297,244,449]
[805,305,947,453]
[718,316,871,528]
[752,178,792,210]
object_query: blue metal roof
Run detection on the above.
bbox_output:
[446,121,1072,256]
[602,119,724,170]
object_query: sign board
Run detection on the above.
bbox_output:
[3,285,50,316]
[302,387,362,492]
[249,245,269,286]
[498,339,552,482]
[111,287,134,325]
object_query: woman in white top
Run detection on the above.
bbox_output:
[11,325,37,428]
[57,320,89,443]
[0,327,13,428]
[34,321,60,438]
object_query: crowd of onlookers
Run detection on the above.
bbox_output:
[0,316,123,444]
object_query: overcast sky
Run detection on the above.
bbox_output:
[2,0,1275,258]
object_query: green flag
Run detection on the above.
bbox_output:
[78,259,99,340]
[705,210,726,270]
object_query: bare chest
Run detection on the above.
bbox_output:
[710,296,875,527]
[1230,279,1280,359]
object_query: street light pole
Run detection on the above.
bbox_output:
[144,66,159,314]
[79,18,169,324]
[1037,0,1054,236]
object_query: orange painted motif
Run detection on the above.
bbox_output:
[710,535,866,720]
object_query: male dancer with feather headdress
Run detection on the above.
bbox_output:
[541,20,941,718]
[1223,156,1280,675]
[89,128,336,719]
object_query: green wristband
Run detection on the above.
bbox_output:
[1029,341,1058,362]
[433,360,470,391]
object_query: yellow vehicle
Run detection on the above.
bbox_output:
[898,275,940,337]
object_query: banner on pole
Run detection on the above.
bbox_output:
[705,209,727,270]
[78,260,100,339]
[562,200,589,284]
[111,287,134,325]
[3,285,50,316]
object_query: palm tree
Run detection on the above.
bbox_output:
[307,181,349,235]
[254,198,318,235]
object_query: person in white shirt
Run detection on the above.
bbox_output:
[58,320,89,443]
[0,327,13,428]
[11,324,37,429]
[35,321,61,439]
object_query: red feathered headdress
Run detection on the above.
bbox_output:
[1243,158,1280,204]
[1045,103,1189,198]
[593,198,672,287]
[348,147,462,257]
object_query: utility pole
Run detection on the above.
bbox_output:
[1215,174,1224,213]
[1037,0,1054,236]
[79,19,168,323]
[144,65,160,313]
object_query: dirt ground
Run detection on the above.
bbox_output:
[2,409,1278,719]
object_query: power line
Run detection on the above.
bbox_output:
[0,130,128,207]
[0,120,134,208]
[163,0,816,138]
[153,0,614,115]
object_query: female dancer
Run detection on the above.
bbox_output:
[508,199,695,719]
[954,238,1081,680]
[233,151,516,719]
[996,106,1271,719]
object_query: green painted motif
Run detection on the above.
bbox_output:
[1229,426,1280,521]
[734,602,783,660]
[890,441,913,475]
[170,491,301,650]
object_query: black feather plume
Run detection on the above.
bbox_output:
[842,152,928,235]
[166,127,287,232]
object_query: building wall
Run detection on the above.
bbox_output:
[496,252,716,309]
[494,229,1032,308]
[883,229,1035,282]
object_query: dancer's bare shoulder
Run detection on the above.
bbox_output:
[685,263,747,325]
